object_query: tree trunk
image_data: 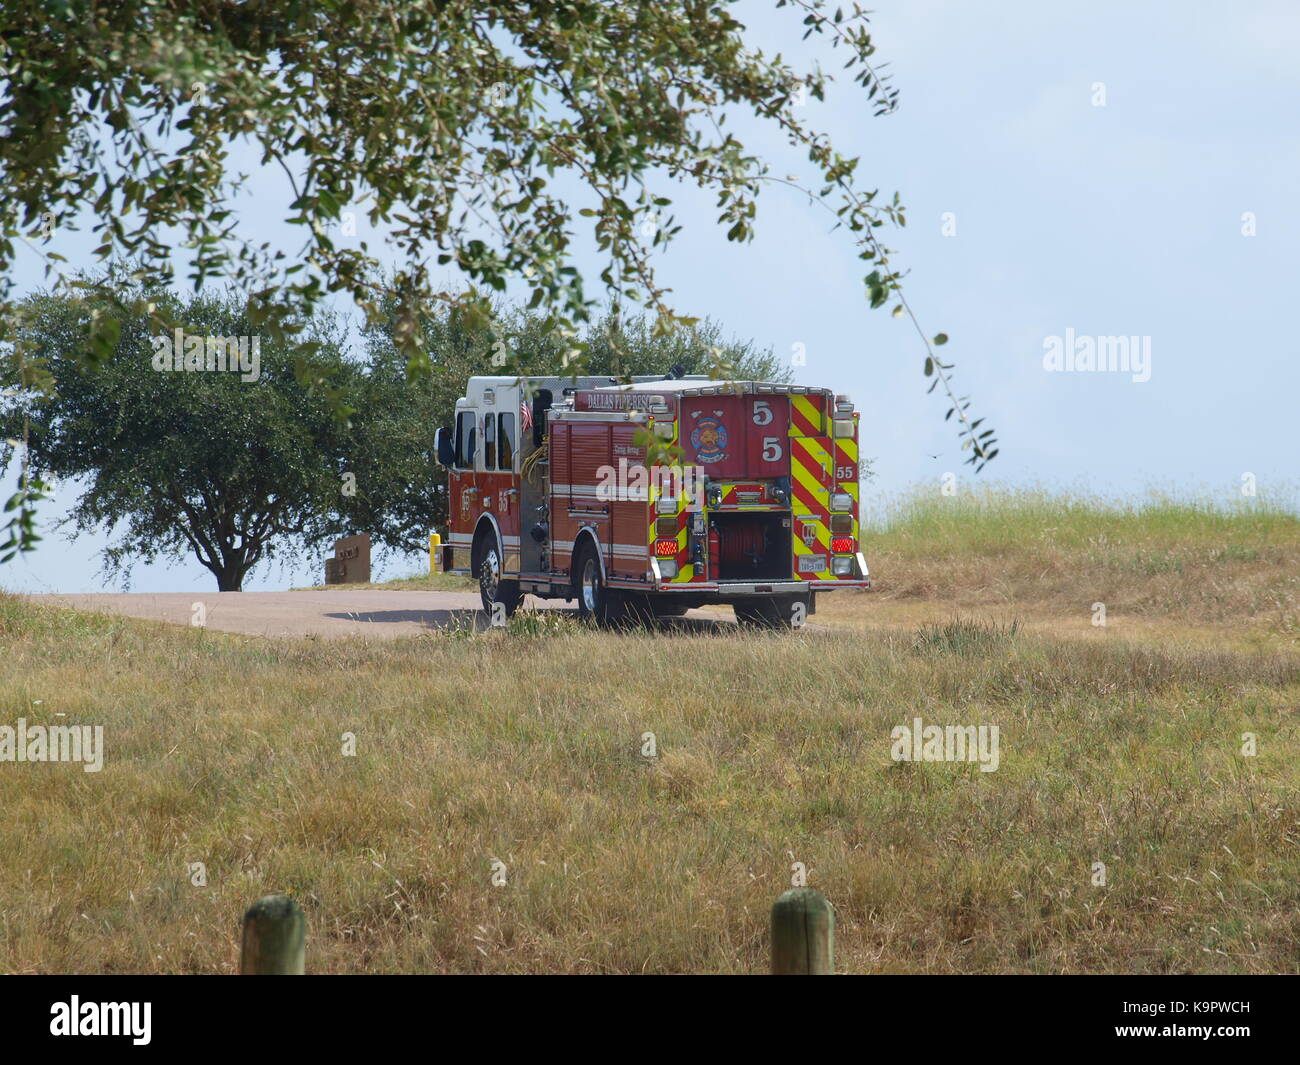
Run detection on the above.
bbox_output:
[214,560,245,591]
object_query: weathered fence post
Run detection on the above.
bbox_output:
[770,888,834,974]
[240,894,306,974]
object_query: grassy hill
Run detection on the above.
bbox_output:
[2,490,1297,973]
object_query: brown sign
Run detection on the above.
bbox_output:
[324,533,371,584]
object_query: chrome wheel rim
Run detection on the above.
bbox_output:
[581,557,599,612]
[481,547,500,600]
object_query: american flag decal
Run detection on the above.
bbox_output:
[520,400,533,434]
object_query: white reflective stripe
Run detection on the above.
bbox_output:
[553,410,640,422]
[551,539,643,553]
[449,531,519,546]
[550,484,641,498]
[550,539,643,558]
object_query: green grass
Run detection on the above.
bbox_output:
[867,485,1300,556]
[837,487,1300,646]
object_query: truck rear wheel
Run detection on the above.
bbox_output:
[574,542,623,626]
[650,599,690,618]
[477,536,520,619]
[734,594,806,631]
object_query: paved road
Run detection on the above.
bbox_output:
[24,590,733,639]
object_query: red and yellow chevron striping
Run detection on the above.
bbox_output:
[788,403,832,580]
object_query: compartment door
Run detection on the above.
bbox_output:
[680,394,745,479]
[610,423,649,579]
[788,395,833,579]
[743,394,790,479]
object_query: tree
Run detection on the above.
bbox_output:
[0,285,357,590]
[1,2,997,561]
[526,308,787,382]
[0,10,994,387]
[0,281,792,580]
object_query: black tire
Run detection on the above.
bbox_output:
[477,533,520,620]
[620,594,663,627]
[734,594,806,631]
[574,541,623,626]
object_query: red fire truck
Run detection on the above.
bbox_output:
[434,376,870,628]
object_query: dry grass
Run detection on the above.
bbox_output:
[1,489,1298,974]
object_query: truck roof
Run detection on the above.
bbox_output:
[585,379,832,396]
[460,376,835,407]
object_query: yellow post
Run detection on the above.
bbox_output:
[429,531,441,573]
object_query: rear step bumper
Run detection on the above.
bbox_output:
[643,580,870,593]
[643,551,870,593]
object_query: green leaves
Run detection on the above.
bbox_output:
[865,270,889,309]
[0,472,50,563]
[0,0,1000,573]
[0,285,361,587]
[87,310,121,368]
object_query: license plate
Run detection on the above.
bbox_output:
[798,554,826,573]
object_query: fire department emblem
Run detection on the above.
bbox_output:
[801,521,819,546]
[690,416,728,464]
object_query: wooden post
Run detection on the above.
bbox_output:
[770,888,834,974]
[240,895,305,974]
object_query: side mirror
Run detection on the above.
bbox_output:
[435,426,455,468]
[529,389,552,447]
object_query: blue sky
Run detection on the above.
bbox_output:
[4,0,1297,593]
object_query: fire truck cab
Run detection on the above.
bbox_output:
[434,375,870,629]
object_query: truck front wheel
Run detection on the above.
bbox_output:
[477,535,520,619]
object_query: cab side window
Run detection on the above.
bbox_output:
[498,412,515,470]
[482,412,496,470]
[456,411,476,467]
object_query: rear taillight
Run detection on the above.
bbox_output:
[654,538,679,557]
[831,536,855,554]
[830,493,853,512]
